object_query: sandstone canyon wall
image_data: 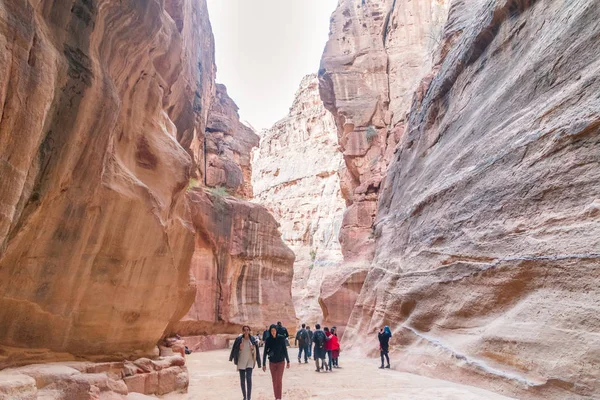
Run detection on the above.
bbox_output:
[172,188,297,342]
[204,84,259,199]
[0,0,217,368]
[319,0,450,262]
[253,74,354,328]
[173,83,296,344]
[331,0,600,399]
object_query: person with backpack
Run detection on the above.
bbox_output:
[294,323,309,363]
[229,325,261,400]
[378,325,392,369]
[262,324,290,400]
[312,324,328,372]
[262,325,270,343]
[276,321,290,346]
[306,325,313,359]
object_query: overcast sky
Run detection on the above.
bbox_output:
[206,0,338,131]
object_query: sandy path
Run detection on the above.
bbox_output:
[161,349,515,400]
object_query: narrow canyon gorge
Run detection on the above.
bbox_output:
[0,0,598,399]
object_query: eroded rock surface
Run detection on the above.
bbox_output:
[171,188,297,337]
[253,75,350,326]
[204,84,259,199]
[0,0,216,367]
[342,0,600,399]
[0,355,187,399]
[319,0,449,262]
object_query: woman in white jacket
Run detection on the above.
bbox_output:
[229,325,262,400]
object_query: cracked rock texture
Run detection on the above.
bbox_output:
[0,0,215,368]
[339,0,600,399]
[253,75,351,327]
[172,188,297,337]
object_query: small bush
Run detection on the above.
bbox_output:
[309,249,317,262]
[366,126,378,143]
[210,186,230,197]
[187,178,201,191]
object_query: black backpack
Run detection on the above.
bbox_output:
[313,331,325,349]
[296,328,308,344]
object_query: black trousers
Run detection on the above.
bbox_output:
[380,349,390,366]
[239,367,253,399]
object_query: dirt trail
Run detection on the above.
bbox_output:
[162,349,515,400]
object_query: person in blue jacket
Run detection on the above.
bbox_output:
[378,325,392,369]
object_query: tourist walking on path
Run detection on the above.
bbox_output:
[276,321,290,347]
[324,327,334,371]
[263,324,290,400]
[295,323,310,363]
[229,325,261,400]
[330,327,341,368]
[312,324,328,372]
[306,326,313,359]
[378,326,392,369]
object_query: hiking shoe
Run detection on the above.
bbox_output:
[385,365,391,368]
[304,360,308,364]
[379,365,384,369]
[298,358,301,363]
[315,368,320,372]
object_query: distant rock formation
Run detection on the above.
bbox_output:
[253,74,352,328]
[173,82,296,339]
[204,84,259,199]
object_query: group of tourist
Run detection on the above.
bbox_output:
[229,322,393,400]
[294,323,341,372]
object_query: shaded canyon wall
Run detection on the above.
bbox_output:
[326,0,600,399]
[0,0,217,368]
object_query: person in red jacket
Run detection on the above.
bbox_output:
[330,327,341,368]
[324,327,335,371]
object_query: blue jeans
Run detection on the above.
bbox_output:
[297,343,308,361]
[327,350,333,369]
[307,342,312,357]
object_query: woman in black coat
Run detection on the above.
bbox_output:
[230,325,261,400]
[262,324,290,400]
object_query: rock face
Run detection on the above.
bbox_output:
[171,80,295,339]
[0,355,187,399]
[339,0,600,399]
[253,74,349,327]
[171,188,297,337]
[204,84,259,199]
[319,0,450,262]
[0,0,216,367]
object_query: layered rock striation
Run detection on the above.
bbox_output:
[173,188,297,338]
[339,0,600,399]
[252,74,348,326]
[319,0,450,262]
[0,0,216,367]
[174,84,296,339]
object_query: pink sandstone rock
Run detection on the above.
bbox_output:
[172,188,297,338]
[319,0,450,263]
[252,74,349,327]
[204,84,260,199]
[0,0,217,367]
[337,0,600,399]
